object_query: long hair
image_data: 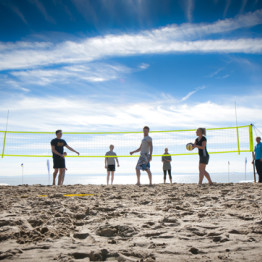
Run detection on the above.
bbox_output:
[198,127,206,136]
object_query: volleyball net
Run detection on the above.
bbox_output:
[0,125,254,158]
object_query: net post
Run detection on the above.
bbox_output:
[236,126,240,155]
[249,124,254,152]
[252,152,256,183]
[1,131,7,158]
[250,124,256,183]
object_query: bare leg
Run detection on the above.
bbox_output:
[111,171,114,185]
[53,169,58,185]
[204,170,213,185]
[146,169,152,185]
[107,171,110,185]
[199,164,213,185]
[198,164,205,185]
[61,169,66,185]
[58,168,65,185]
[136,168,141,185]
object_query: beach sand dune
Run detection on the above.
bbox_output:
[0,183,261,261]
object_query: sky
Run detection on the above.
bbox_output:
[0,0,262,180]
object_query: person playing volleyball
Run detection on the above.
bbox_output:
[50,130,79,186]
[162,148,172,184]
[130,126,153,186]
[105,145,119,185]
[193,128,213,185]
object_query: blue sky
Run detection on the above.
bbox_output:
[0,0,262,179]
[0,0,262,132]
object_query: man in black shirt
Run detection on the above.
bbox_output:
[50,130,79,185]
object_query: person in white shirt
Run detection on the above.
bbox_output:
[130,126,153,186]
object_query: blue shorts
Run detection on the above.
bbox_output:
[136,154,150,171]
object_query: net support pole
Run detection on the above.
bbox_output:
[249,124,256,183]
[252,152,256,183]
[249,124,254,152]
[2,110,9,158]
[1,131,7,158]
[236,126,240,155]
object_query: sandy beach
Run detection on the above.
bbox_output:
[0,183,261,261]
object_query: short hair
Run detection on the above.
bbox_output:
[109,144,114,148]
[56,130,62,135]
[198,128,206,136]
[143,126,150,131]
[256,136,261,140]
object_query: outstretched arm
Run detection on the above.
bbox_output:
[65,145,80,155]
[130,143,142,155]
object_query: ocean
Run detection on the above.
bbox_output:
[0,172,257,186]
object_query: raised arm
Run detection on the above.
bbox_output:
[65,145,80,155]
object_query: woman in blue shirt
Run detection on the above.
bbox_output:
[193,128,213,185]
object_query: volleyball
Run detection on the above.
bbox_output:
[186,143,194,151]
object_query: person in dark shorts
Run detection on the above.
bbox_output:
[105,145,119,185]
[252,136,262,183]
[193,128,213,185]
[162,148,172,184]
[50,130,79,185]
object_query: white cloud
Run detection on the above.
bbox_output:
[0,92,261,132]
[138,63,150,70]
[181,86,206,102]
[9,63,132,86]
[0,10,262,71]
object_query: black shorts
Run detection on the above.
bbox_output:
[107,165,115,172]
[53,157,65,169]
[200,155,209,165]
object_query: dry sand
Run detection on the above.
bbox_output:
[0,183,262,262]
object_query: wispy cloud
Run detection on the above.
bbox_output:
[0,10,262,71]
[29,0,56,24]
[1,92,261,132]
[70,0,98,23]
[9,63,132,86]
[138,63,150,70]
[223,0,231,17]
[185,0,194,22]
[9,4,28,24]
[208,67,225,78]
[240,0,248,14]
[181,86,206,102]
